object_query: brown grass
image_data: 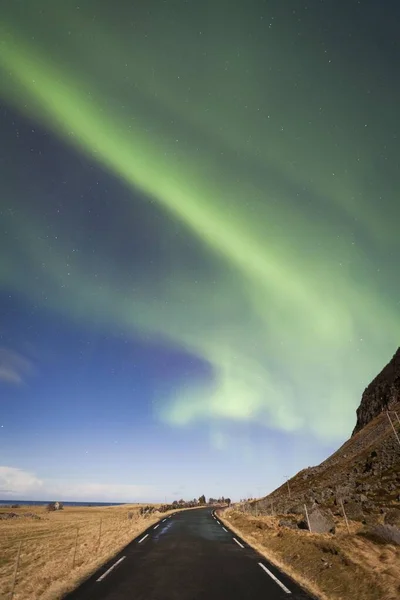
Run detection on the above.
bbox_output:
[0,503,166,599]
[218,509,400,600]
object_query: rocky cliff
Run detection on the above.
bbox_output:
[352,348,400,436]
[249,348,400,523]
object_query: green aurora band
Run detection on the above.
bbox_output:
[1,1,399,443]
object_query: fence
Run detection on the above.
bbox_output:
[235,408,400,521]
[0,511,153,599]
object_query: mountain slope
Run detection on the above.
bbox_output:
[253,348,400,521]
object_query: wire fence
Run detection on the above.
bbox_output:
[0,512,152,600]
[234,409,400,528]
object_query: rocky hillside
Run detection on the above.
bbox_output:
[250,349,400,524]
[353,347,400,435]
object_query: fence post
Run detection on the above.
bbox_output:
[97,518,103,552]
[387,411,400,446]
[284,476,291,499]
[304,504,312,533]
[10,541,22,600]
[340,499,350,534]
[72,527,79,569]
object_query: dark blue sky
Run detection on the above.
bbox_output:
[1,0,399,502]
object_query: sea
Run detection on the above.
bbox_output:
[0,500,126,507]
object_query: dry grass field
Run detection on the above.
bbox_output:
[0,503,164,600]
[218,509,400,600]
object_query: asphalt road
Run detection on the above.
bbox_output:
[65,508,313,599]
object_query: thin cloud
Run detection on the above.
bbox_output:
[0,466,156,502]
[0,348,34,385]
[0,466,43,494]
[44,481,157,502]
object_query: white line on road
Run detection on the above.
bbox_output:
[96,556,126,582]
[233,537,244,548]
[154,524,160,529]
[258,563,291,594]
[222,527,228,532]
[162,518,167,522]
[216,520,220,524]
[138,534,149,543]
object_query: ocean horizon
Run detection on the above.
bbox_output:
[0,499,129,507]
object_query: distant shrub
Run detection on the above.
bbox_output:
[46,501,64,512]
[139,505,155,516]
[11,504,20,509]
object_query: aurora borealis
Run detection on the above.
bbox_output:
[1,0,399,502]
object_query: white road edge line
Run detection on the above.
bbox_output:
[154,524,160,529]
[258,562,291,594]
[216,520,220,524]
[233,537,244,548]
[222,527,228,532]
[138,534,149,543]
[96,556,126,582]
[162,518,167,522]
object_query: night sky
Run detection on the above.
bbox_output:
[1,0,399,503]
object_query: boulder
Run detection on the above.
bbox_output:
[307,507,336,534]
[369,524,400,546]
[22,512,41,520]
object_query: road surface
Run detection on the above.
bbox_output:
[66,507,313,599]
